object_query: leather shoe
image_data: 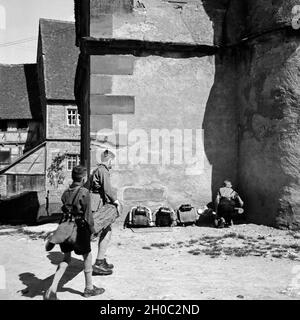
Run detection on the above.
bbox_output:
[92,264,113,276]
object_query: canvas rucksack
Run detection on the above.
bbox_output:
[60,187,82,222]
[128,206,153,227]
[154,207,176,227]
[177,204,199,226]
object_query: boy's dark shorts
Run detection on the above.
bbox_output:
[60,220,91,256]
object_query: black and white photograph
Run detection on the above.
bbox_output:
[0,0,300,307]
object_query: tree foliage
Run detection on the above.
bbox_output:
[47,153,66,188]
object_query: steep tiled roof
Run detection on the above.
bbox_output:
[0,64,42,120]
[38,19,79,101]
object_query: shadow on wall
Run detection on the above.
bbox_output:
[0,190,62,225]
[0,192,40,225]
[202,0,240,206]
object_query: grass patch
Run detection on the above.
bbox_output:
[288,231,300,239]
[222,233,238,239]
[201,236,219,241]
[272,253,283,258]
[223,248,235,255]
[290,244,300,250]
[187,249,201,255]
[211,246,223,252]
[287,254,297,260]
[202,248,214,255]
[259,245,273,250]
[234,251,248,257]
[251,249,265,256]
[150,242,170,249]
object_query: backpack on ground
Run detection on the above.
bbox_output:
[128,206,153,227]
[154,207,176,227]
[177,204,199,226]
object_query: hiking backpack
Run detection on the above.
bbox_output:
[60,187,82,222]
[154,207,176,227]
[177,204,199,226]
[128,206,153,227]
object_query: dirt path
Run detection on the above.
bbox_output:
[0,224,300,300]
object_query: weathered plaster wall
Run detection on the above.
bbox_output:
[84,0,300,229]
[88,64,239,211]
[110,55,216,210]
[87,0,239,212]
[236,0,300,229]
[90,0,228,46]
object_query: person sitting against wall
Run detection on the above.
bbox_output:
[214,180,244,228]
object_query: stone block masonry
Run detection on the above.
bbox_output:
[75,0,300,229]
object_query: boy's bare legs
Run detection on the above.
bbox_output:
[83,252,93,290]
[45,252,71,299]
[83,251,105,297]
[97,227,111,260]
[93,227,113,275]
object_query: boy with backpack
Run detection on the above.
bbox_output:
[44,165,105,300]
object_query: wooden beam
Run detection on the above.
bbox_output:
[81,37,218,57]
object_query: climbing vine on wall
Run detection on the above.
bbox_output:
[47,153,66,188]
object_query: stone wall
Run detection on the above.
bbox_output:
[46,103,80,140]
[110,55,216,211]
[87,0,239,213]
[76,0,300,228]
[234,0,300,229]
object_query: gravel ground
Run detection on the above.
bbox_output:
[0,223,300,300]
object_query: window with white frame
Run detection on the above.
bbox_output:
[67,108,80,126]
[66,154,80,171]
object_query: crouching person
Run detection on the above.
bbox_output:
[45,165,105,300]
[215,180,244,228]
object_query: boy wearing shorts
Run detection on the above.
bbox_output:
[45,165,104,300]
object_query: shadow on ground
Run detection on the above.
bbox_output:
[18,252,83,299]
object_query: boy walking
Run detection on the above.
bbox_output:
[45,165,104,300]
[90,150,121,276]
